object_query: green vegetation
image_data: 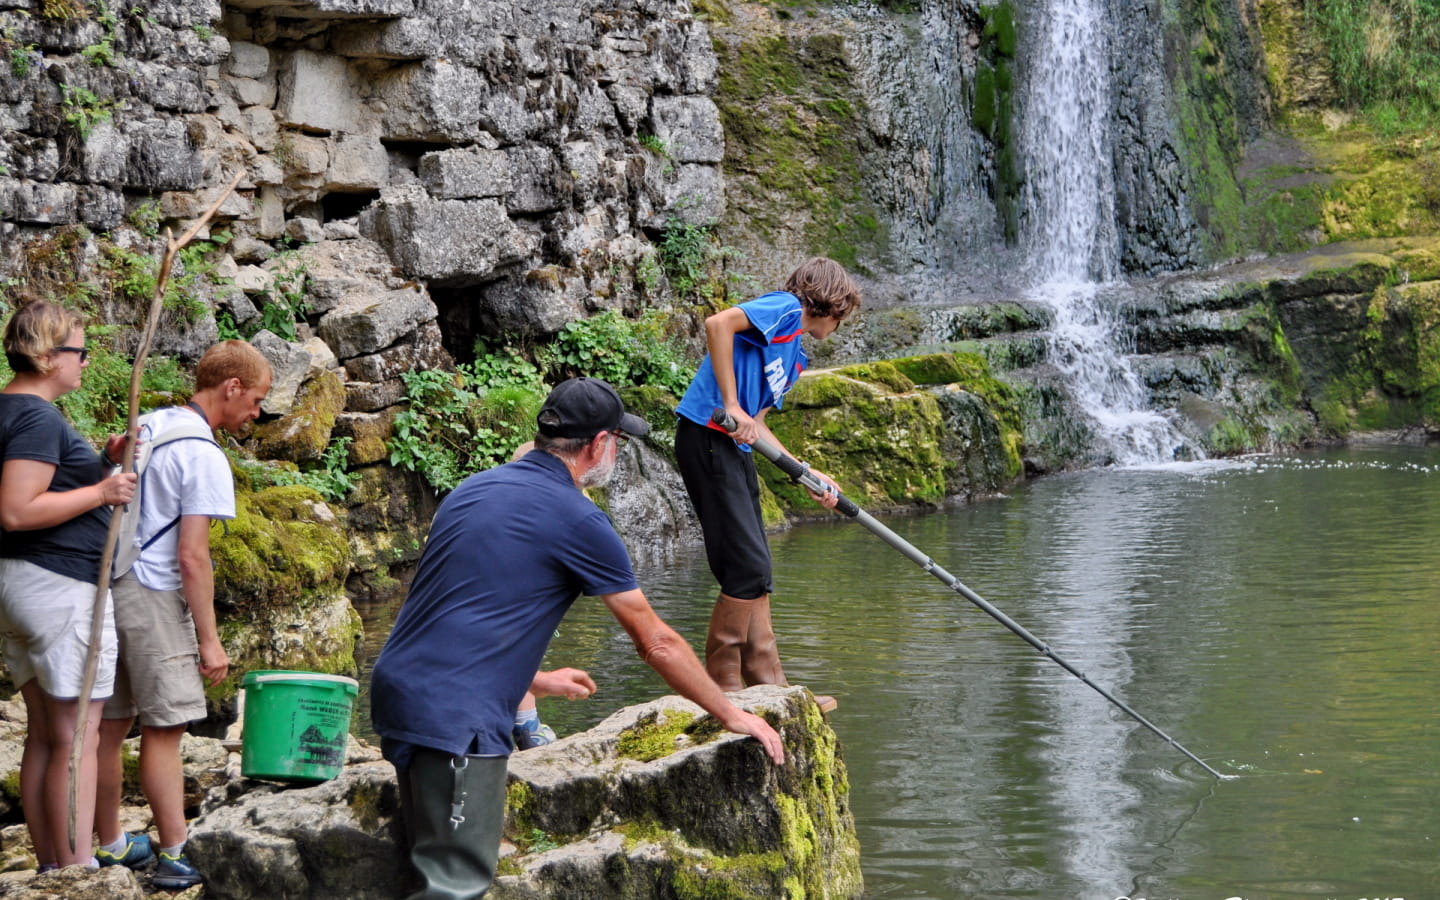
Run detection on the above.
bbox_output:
[637,133,670,156]
[657,219,721,302]
[269,437,360,503]
[713,29,886,272]
[80,1,119,67]
[60,83,118,140]
[974,1,1022,240]
[1308,0,1440,132]
[538,309,695,397]
[388,309,695,493]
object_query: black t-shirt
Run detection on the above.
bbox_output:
[0,393,110,584]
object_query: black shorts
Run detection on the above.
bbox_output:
[675,417,773,599]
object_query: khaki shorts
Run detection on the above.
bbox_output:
[101,573,206,728]
[0,557,116,700]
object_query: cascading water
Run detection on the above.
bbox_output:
[1018,0,1199,465]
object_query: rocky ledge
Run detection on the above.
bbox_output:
[0,685,862,900]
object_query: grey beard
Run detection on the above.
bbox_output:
[578,455,615,488]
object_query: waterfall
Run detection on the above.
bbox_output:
[1018,0,1199,465]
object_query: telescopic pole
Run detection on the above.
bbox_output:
[710,409,1225,780]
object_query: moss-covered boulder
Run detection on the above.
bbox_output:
[762,354,1024,516]
[339,465,438,575]
[763,370,949,513]
[247,368,347,463]
[497,685,862,900]
[211,485,359,701]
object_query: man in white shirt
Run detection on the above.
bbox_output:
[94,340,272,889]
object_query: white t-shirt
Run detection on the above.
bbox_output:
[131,406,235,592]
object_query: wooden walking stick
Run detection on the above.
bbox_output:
[67,171,244,852]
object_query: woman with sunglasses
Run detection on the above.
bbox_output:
[0,298,136,871]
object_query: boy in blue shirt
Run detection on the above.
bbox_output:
[674,258,862,699]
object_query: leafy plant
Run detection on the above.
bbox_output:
[657,218,720,302]
[637,133,670,156]
[126,199,163,237]
[538,309,695,396]
[269,437,359,503]
[80,0,118,66]
[518,828,559,854]
[254,254,309,341]
[60,83,117,140]
[386,363,546,494]
[8,41,38,78]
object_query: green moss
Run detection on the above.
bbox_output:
[766,373,951,511]
[832,360,914,392]
[714,24,888,267]
[347,777,387,833]
[616,710,724,762]
[1,769,21,806]
[976,2,1021,239]
[211,485,351,613]
[671,850,789,900]
[506,780,538,835]
[248,369,346,462]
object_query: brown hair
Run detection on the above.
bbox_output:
[783,257,863,322]
[195,340,271,391]
[3,298,86,375]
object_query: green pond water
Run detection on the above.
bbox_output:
[357,444,1440,899]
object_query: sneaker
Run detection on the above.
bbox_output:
[96,832,155,870]
[153,852,203,889]
[512,720,557,750]
[35,863,58,875]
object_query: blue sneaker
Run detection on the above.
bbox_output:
[512,720,557,750]
[96,832,155,870]
[153,851,203,889]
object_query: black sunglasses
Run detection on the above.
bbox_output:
[610,429,629,445]
[54,346,89,363]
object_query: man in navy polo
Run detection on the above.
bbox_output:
[371,376,785,900]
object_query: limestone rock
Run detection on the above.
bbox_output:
[359,186,536,286]
[317,283,438,360]
[0,864,145,899]
[188,762,406,900]
[496,686,863,899]
[251,330,315,417]
[248,368,346,462]
[183,686,861,900]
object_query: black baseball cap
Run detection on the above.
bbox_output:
[536,377,651,440]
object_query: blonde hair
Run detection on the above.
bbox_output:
[195,340,271,391]
[784,257,863,322]
[3,299,86,375]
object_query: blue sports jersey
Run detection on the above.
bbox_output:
[675,291,809,449]
[370,451,638,762]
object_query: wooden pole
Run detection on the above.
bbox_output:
[66,171,244,851]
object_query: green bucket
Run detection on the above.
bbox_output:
[240,670,358,784]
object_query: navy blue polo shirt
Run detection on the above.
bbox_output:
[370,450,638,764]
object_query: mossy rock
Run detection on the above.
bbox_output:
[247,368,346,463]
[764,372,950,512]
[212,484,351,613]
[833,360,914,393]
